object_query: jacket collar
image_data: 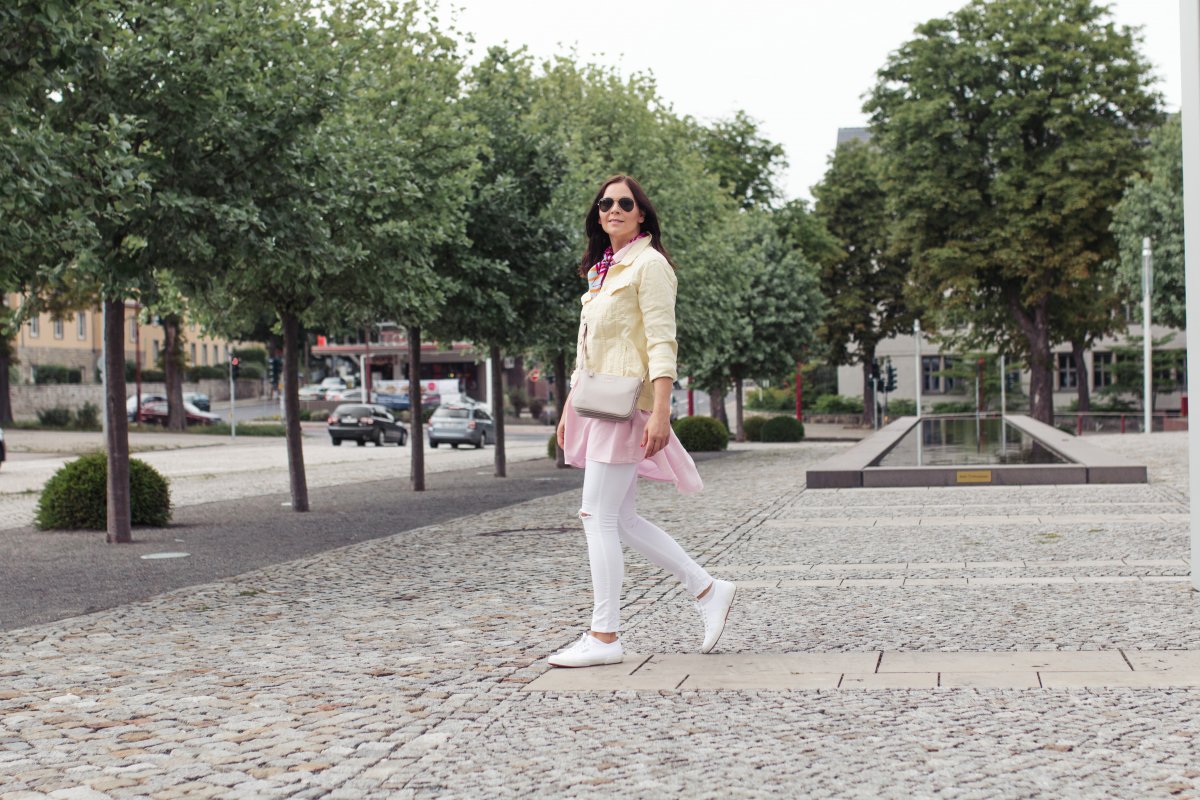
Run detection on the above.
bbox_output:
[580,234,654,306]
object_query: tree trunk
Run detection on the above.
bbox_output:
[861,346,877,428]
[103,299,132,543]
[409,326,425,491]
[1006,291,1055,425]
[163,314,186,431]
[709,388,728,428]
[491,344,506,478]
[0,338,13,424]
[733,374,745,442]
[554,349,568,469]
[281,310,309,511]
[1072,340,1090,414]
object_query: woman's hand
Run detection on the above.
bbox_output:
[641,410,671,459]
[557,415,567,450]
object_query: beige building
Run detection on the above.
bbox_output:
[10,297,237,384]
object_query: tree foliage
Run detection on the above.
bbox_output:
[865,0,1161,423]
[1110,115,1184,330]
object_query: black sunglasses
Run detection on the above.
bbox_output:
[597,197,636,213]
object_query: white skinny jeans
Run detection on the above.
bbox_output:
[579,459,713,633]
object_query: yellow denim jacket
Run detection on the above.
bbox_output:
[572,234,678,414]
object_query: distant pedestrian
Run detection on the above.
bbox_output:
[549,175,735,668]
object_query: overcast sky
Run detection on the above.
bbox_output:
[436,0,1183,203]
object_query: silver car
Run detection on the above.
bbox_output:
[427,403,494,449]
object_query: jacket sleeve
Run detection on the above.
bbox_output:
[636,256,679,382]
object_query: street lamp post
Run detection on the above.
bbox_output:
[1143,236,1154,434]
[1178,0,1200,590]
[913,320,922,419]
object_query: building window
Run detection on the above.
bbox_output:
[202,344,209,366]
[941,357,957,393]
[129,317,137,343]
[922,356,942,393]
[29,316,39,337]
[190,343,196,364]
[1093,352,1114,389]
[77,312,87,340]
[53,319,63,339]
[1057,353,1077,390]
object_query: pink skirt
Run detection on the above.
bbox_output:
[562,402,703,494]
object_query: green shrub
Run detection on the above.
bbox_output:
[34,364,83,385]
[931,401,975,414]
[74,402,101,431]
[672,416,728,452]
[508,388,528,417]
[812,395,863,415]
[743,416,767,442]
[234,364,262,381]
[529,398,546,420]
[186,365,226,381]
[547,433,558,459]
[36,452,171,530]
[36,407,72,427]
[761,416,805,442]
[887,398,917,416]
[232,346,268,365]
[747,386,794,411]
[200,423,286,437]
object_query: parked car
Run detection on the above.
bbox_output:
[137,400,222,426]
[327,404,407,447]
[325,388,379,403]
[299,383,326,400]
[428,402,494,449]
[183,391,210,411]
[126,393,167,420]
[376,390,441,412]
[320,376,349,392]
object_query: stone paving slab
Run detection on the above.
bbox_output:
[523,650,1200,692]
[1,433,1198,798]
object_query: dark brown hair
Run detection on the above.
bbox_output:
[578,175,675,277]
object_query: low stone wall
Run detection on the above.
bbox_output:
[10,379,262,420]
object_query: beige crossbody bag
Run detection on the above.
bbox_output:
[572,322,644,421]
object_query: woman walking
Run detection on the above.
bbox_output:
[549,175,736,668]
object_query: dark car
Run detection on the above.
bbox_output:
[428,403,494,449]
[376,390,442,413]
[183,392,210,411]
[137,400,222,426]
[328,404,408,447]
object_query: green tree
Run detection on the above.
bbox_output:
[812,139,912,426]
[1099,335,1185,412]
[1111,114,1184,330]
[698,110,788,210]
[865,0,1161,424]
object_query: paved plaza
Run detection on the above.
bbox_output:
[1,430,1198,797]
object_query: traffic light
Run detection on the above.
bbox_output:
[885,362,897,393]
[870,361,881,383]
[268,356,282,384]
[230,356,240,380]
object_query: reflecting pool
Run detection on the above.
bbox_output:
[871,416,1069,468]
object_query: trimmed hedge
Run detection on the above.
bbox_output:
[743,415,767,442]
[761,416,805,442]
[34,364,83,385]
[811,395,863,414]
[887,398,917,416]
[672,416,728,452]
[36,452,172,530]
[547,433,558,459]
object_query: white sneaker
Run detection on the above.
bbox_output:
[697,579,736,654]
[547,632,625,668]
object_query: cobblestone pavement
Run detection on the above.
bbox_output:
[2,433,1199,798]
